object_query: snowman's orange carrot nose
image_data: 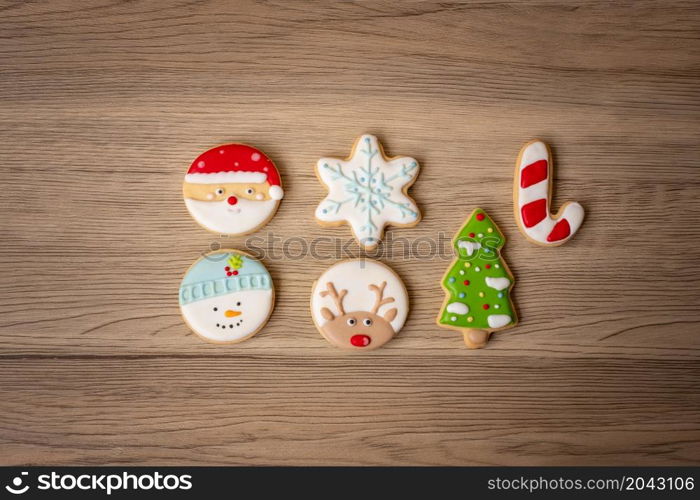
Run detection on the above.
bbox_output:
[225,309,241,318]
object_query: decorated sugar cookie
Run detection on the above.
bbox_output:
[310,259,409,350]
[179,250,274,344]
[183,144,283,235]
[514,140,584,246]
[314,134,421,250]
[436,209,517,348]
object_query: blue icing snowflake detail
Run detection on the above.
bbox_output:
[315,135,420,249]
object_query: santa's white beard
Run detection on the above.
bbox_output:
[185,198,278,234]
[181,290,274,343]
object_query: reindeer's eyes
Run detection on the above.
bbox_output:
[363,318,372,326]
[215,188,224,196]
[346,318,357,326]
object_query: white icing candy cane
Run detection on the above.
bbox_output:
[514,140,584,246]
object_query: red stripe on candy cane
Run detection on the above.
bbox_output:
[520,160,548,188]
[521,199,547,228]
[546,218,571,242]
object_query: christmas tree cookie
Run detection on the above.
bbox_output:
[436,209,517,348]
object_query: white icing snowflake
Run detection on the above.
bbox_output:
[315,134,421,249]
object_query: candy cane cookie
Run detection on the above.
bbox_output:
[514,140,584,246]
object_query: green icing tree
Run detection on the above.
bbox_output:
[437,208,517,348]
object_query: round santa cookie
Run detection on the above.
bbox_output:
[179,249,274,344]
[310,259,409,350]
[183,144,284,235]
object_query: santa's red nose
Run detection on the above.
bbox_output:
[227,196,238,205]
[350,335,371,347]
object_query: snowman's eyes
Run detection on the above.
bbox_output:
[236,302,241,306]
[213,307,218,311]
[363,318,372,326]
[347,318,357,326]
[245,188,254,195]
[215,188,224,195]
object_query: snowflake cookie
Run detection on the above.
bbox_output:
[314,134,421,250]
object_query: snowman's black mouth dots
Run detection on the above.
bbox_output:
[212,305,244,331]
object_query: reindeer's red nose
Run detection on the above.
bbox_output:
[350,335,371,347]
[227,196,238,205]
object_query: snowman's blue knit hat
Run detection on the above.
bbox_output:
[179,251,272,306]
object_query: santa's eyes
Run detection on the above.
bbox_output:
[346,318,356,326]
[215,188,225,195]
[245,188,254,195]
[363,318,372,326]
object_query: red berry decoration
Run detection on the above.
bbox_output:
[476,213,485,221]
[468,232,475,238]
[483,304,490,310]
[463,280,470,286]
[225,266,230,271]
[226,271,233,277]
[485,264,491,269]
[233,270,239,276]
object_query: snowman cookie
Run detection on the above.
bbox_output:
[314,134,421,250]
[310,259,409,350]
[183,144,284,235]
[179,250,274,344]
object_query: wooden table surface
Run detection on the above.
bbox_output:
[1,0,699,466]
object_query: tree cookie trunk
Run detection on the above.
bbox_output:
[462,329,491,349]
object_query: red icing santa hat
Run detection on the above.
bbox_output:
[185,144,284,200]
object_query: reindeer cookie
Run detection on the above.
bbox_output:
[310,259,409,350]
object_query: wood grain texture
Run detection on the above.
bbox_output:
[0,0,699,465]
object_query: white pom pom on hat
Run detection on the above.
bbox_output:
[268,185,284,200]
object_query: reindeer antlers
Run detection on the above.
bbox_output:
[321,281,395,316]
[369,281,395,314]
[320,282,347,315]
